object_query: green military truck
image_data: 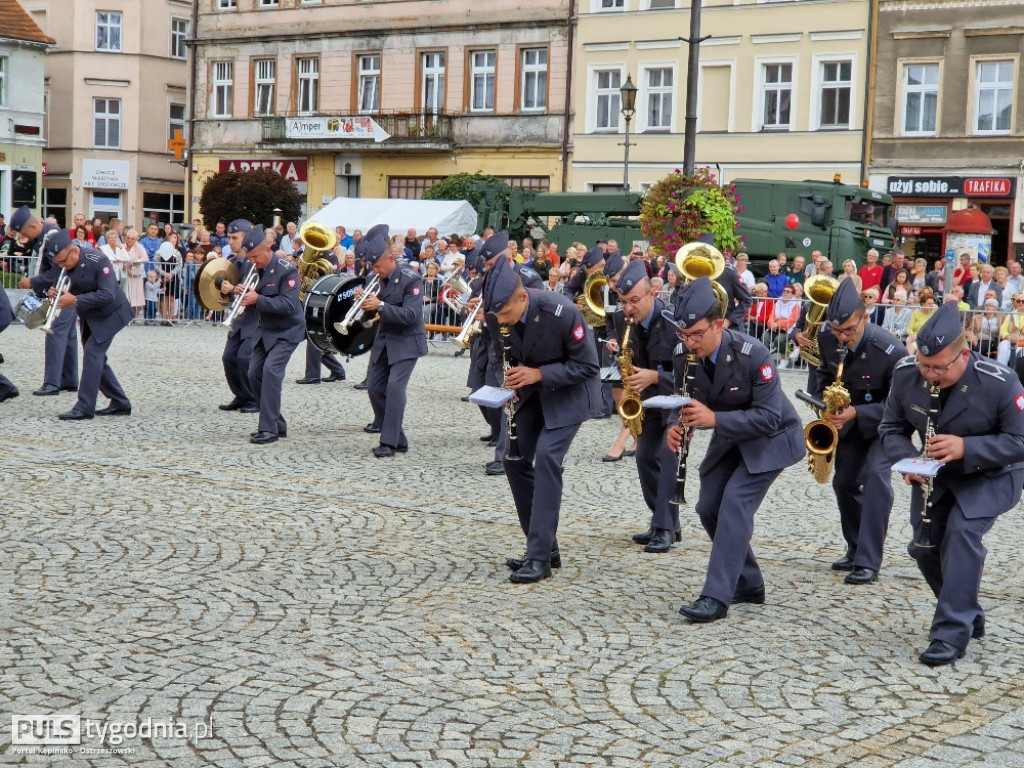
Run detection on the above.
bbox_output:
[732,178,896,273]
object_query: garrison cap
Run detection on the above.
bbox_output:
[603,251,625,278]
[581,246,606,269]
[826,277,861,325]
[227,219,252,234]
[663,276,716,329]
[355,223,390,264]
[240,225,267,253]
[479,231,509,263]
[617,259,650,296]
[9,205,32,232]
[517,266,543,290]
[482,254,518,313]
[915,301,963,357]
[43,228,74,260]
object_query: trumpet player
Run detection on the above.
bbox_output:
[41,229,133,420]
[237,226,305,445]
[880,302,1024,666]
[664,277,804,623]
[608,260,682,554]
[217,219,259,414]
[13,206,79,397]
[807,278,906,586]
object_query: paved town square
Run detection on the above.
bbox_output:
[1,325,1023,768]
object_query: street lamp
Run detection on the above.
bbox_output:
[272,207,282,228]
[619,74,638,192]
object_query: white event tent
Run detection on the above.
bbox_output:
[308,197,479,238]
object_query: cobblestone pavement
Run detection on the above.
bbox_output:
[1,324,1023,768]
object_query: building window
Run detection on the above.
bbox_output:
[761,62,792,130]
[421,51,445,113]
[168,103,186,148]
[597,0,625,9]
[594,68,622,130]
[0,57,7,108]
[470,50,496,112]
[93,98,120,148]
[357,54,380,113]
[90,192,121,222]
[143,192,185,225]
[258,0,279,6]
[818,60,852,129]
[170,17,189,60]
[902,62,938,136]
[644,67,673,131]
[217,0,236,8]
[975,59,1013,135]
[520,48,547,112]
[42,187,67,228]
[297,57,319,114]
[646,0,676,7]
[96,11,122,52]
[212,61,233,118]
[254,59,275,116]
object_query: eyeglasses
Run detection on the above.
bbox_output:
[620,293,649,308]
[1014,299,1024,305]
[676,324,713,342]
[830,315,864,338]
[915,353,962,376]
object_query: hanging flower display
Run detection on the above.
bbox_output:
[639,167,743,256]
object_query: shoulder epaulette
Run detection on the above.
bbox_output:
[673,342,685,356]
[275,257,292,270]
[975,359,1008,381]
[895,355,917,370]
[401,267,419,280]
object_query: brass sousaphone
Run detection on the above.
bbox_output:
[297,221,338,301]
[675,241,729,316]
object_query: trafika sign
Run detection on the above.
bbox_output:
[219,159,307,182]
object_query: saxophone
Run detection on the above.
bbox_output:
[914,383,941,548]
[617,319,643,438]
[803,343,851,483]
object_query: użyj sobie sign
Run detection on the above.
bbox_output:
[887,176,1016,198]
[81,159,129,190]
[219,159,308,182]
[284,116,390,143]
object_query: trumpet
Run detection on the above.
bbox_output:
[453,311,481,349]
[42,269,71,334]
[221,268,259,331]
[334,274,381,335]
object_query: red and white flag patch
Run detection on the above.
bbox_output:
[760,363,774,382]
[1015,393,1024,412]
[572,323,585,341]
[287,277,296,289]
[102,266,110,275]
[411,285,421,296]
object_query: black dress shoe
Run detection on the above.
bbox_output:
[484,461,505,476]
[363,423,382,434]
[353,380,369,390]
[732,585,766,605]
[632,528,682,545]
[58,409,93,421]
[60,385,78,392]
[218,399,243,411]
[96,405,131,416]
[251,430,286,438]
[973,615,985,639]
[249,431,279,444]
[506,550,561,571]
[323,372,346,382]
[679,596,728,623]
[454,348,467,358]
[509,559,552,584]
[33,384,61,396]
[644,528,676,553]
[919,639,964,666]
[239,404,259,413]
[296,377,321,384]
[479,433,494,442]
[601,453,623,462]
[831,556,856,571]
[396,445,408,453]
[373,444,396,458]
[486,439,498,448]
[460,395,471,402]
[0,389,18,403]
[845,567,878,585]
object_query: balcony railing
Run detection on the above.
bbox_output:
[261,111,454,144]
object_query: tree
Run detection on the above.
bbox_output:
[421,172,510,210]
[198,169,303,229]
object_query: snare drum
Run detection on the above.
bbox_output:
[303,274,378,357]
[15,293,48,329]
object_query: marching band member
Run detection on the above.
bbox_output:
[358,227,428,457]
[807,278,906,585]
[42,229,132,420]
[13,206,79,396]
[880,301,1024,666]
[297,241,346,386]
[665,277,804,622]
[0,279,17,402]
[483,255,600,584]
[608,259,682,554]
[218,219,259,414]
[237,226,305,444]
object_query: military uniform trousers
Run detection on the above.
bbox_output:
[833,433,893,572]
[908,487,1006,652]
[249,336,299,434]
[74,319,130,416]
[44,305,79,390]
[503,391,581,562]
[636,409,680,531]
[367,345,416,449]
[695,446,782,606]
[304,340,345,379]
[223,330,256,406]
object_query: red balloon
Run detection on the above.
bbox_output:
[785,213,800,230]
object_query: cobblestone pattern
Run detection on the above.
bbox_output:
[1,325,1023,767]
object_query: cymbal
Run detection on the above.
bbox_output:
[194,257,240,312]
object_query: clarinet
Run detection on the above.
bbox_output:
[914,383,941,548]
[670,352,697,505]
[500,324,522,462]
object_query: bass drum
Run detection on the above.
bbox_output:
[303,274,378,357]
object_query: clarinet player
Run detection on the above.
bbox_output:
[879,301,1024,666]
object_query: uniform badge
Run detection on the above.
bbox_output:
[760,363,774,382]
[411,286,420,296]
[287,277,296,289]
[865,393,872,402]
[1016,393,1024,412]
[572,323,585,341]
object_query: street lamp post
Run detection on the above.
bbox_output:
[619,74,638,192]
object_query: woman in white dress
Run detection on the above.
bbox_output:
[122,227,149,321]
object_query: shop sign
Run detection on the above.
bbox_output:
[219,158,308,182]
[895,204,947,225]
[900,226,922,236]
[887,175,1016,198]
[82,159,129,190]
